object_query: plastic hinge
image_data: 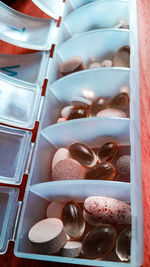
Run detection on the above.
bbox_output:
[25,142,35,174]
[45,58,52,79]
[11,201,22,242]
[37,95,45,121]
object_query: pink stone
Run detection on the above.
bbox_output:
[57,117,67,123]
[100,60,113,67]
[96,108,127,118]
[52,158,87,181]
[84,196,131,225]
[52,148,70,170]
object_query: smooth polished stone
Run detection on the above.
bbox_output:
[67,106,88,120]
[100,59,113,67]
[90,97,109,116]
[52,158,86,181]
[59,56,86,76]
[96,108,127,118]
[97,141,118,162]
[84,196,131,225]
[85,162,116,181]
[116,155,130,177]
[81,224,117,259]
[116,229,131,262]
[110,92,129,111]
[69,142,94,167]
[113,46,130,67]
[62,201,85,238]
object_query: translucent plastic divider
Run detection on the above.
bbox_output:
[0,2,57,50]
[32,0,64,20]
[0,125,32,184]
[0,74,42,129]
[62,0,129,40]
[50,68,130,104]
[50,29,129,83]
[44,68,130,125]
[0,51,49,86]
[68,0,126,10]
[0,186,19,254]
[30,180,130,202]
[14,181,132,267]
[57,29,129,65]
[42,117,130,148]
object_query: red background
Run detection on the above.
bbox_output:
[0,0,149,266]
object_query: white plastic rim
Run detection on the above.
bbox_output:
[63,0,129,36]
[0,2,56,50]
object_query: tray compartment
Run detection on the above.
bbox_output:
[0,51,49,86]
[0,74,42,128]
[0,2,57,50]
[49,29,129,83]
[44,68,130,125]
[0,125,31,184]
[14,181,133,266]
[60,0,129,43]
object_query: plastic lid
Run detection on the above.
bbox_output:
[0,2,57,50]
[0,73,42,129]
[0,125,31,184]
[0,186,19,254]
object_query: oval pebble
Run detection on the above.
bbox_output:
[59,56,86,76]
[69,142,95,167]
[96,108,127,118]
[81,224,117,259]
[57,117,67,123]
[46,201,64,218]
[110,92,129,111]
[85,162,116,181]
[52,148,70,170]
[89,62,101,68]
[70,96,91,108]
[97,141,118,162]
[61,241,82,258]
[90,97,109,116]
[52,158,87,181]
[62,201,85,238]
[61,106,73,119]
[116,155,130,177]
[28,218,67,254]
[113,46,130,68]
[100,59,113,67]
[116,229,131,262]
[84,196,131,225]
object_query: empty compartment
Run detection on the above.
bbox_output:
[14,180,141,266]
[0,74,42,129]
[61,0,129,43]
[0,186,19,254]
[0,2,57,50]
[0,125,31,184]
[45,68,130,125]
[26,117,130,186]
[49,29,129,83]
[32,0,64,20]
[0,51,49,86]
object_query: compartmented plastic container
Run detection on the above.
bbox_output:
[0,0,143,266]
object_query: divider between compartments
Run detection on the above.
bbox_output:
[41,117,130,148]
[49,68,130,104]
[63,0,129,38]
[57,29,129,66]
[0,2,57,50]
[30,180,131,202]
